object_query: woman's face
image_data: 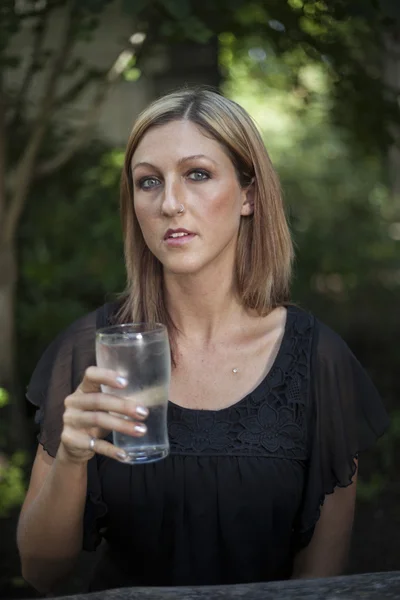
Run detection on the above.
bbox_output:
[131,120,253,277]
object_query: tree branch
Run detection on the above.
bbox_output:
[53,67,103,109]
[35,47,134,178]
[37,4,77,117]
[3,1,78,245]
[8,7,50,129]
[14,0,63,20]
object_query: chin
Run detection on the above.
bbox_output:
[161,257,206,277]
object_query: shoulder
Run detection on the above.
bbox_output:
[289,305,357,370]
[27,302,119,401]
[43,309,97,359]
[48,301,120,349]
[29,302,120,384]
[313,318,353,364]
[296,310,379,401]
[26,301,123,457]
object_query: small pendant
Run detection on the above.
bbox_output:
[232,368,239,374]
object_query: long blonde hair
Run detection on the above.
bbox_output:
[118,87,293,359]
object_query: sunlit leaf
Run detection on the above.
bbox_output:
[288,0,303,9]
[299,16,328,36]
[124,67,141,82]
[0,388,9,408]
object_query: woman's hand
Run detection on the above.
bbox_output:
[59,366,148,464]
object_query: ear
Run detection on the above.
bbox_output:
[240,178,255,217]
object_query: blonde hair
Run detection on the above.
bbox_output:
[119,87,293,359]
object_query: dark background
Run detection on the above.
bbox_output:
[1,1,400,598]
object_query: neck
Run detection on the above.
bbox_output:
[164,266,246,345]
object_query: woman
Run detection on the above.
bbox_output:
[17,88,389,593]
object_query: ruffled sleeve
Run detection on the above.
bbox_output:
[293,319,390,548]
[26,311,98,457]
[26,307,110,551]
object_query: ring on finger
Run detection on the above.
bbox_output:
[89,436,96,451]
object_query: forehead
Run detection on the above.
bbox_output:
[131,120,230,166]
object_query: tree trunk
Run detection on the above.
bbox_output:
[0,241,29,450]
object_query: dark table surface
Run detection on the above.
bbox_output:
[33,571,400,600]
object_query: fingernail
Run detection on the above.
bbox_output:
[136,405,149,418]
[116,451,127,460]
[116,376,128,387]
[134,424,147,434]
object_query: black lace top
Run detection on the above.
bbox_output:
[26,303,389,591]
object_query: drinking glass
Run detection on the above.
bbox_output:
[96,323,171,464]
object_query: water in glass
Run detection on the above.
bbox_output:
[96,323,171,464]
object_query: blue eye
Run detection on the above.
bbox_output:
[188,170,210,181]
[137,170,209,190]
[138,177,160,190]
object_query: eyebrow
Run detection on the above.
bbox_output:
[131,154,217,172]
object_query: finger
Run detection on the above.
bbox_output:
[61,428,131,463]
[64,407,147,437]
[65,393,149,421]
[78,366,128,394]
[90,437,133,463]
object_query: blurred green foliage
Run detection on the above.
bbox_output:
[15,13,399,488]
[0,388,9,409]
[1,2,399,596]
[2,0,399,528]
[3,1,399,158]
[17,143,126,375]
[221,32,400,313]
[221,30,400,492]
[0,390,26,517]
[0,454,26,518]
[15,27,400,488]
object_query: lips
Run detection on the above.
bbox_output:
[164,228,194,240]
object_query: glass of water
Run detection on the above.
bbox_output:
[95,323,171,464]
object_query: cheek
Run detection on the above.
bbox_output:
[133,202,161,251]
[203,185,242,223]
[134,199,155,231]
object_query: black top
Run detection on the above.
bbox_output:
[27,304,389,591]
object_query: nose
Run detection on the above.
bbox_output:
[160,177,183,217]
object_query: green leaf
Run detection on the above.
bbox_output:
[0,456,26,517]
[235,3,269,26]
[12,451,27,468]
[299,15,328,36]
[124,67,141,81]
[288,0,304,9]
[125,56,137,68]
[0,388,9,408]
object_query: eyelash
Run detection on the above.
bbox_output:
[136,169,211,191]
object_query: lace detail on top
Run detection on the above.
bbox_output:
[168,306,314,458]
